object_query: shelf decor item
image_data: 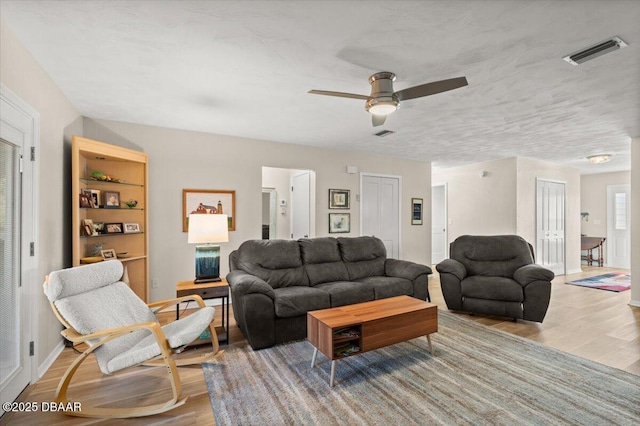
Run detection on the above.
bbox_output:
[105,223,123,234]
[183,189,235,232]
[124,199,138,209]
[329,213,350,233]
[329,189,350,209]
[188,214,229,284]
[123,223,140,233]
[100,249,116,259]
[411,198,423,225]
[104,191,121,208]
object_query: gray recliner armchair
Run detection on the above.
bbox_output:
[436,235,554,322]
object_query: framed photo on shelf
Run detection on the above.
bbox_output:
[123,223,141,233]
[81,219,95,236]
[82,189,101,208]
[79,193,92,208]
[103,191,121,208]
[329,213,350,233]
[182,189,235,232]
[411,198,423,225]
[329,189,350,209]
[100,249,117,260]
[93,222,105,234]
[105,223,123,234]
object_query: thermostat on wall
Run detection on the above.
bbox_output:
[280,200,287,207]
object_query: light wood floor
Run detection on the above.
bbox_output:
[2,266,638,425]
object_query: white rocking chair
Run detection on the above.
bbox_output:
[44,260,221,418]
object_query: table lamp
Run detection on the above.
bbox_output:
[187,214,229,283]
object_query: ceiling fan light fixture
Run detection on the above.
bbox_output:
[587,154,612,164]
[366,97,399,116]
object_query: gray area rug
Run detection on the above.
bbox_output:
[203,311,640,425]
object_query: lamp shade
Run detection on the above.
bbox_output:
[188,214,229,244]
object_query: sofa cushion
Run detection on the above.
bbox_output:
[450,235,534,278]
[358,276,413,299]
[461,276,523,302]
[314,281,375,307]
[273,286,330,318]
[235,240,309,288]
[300,237,349,285]
[338,236,386,280]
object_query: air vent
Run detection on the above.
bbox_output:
[374,129,394,137]
[563,36,627,66]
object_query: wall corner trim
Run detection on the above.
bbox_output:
[37,340,64,381]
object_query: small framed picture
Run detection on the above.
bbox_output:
[79,193,92,208]
[105,223,123,234]
[103,191,121,208]
[93,222,105,234]
[123,223,141,233]
[329,189,350,209]
[329,213,350,233]
[81,218,95,236]
[100,249,117,260]
[412,198,423,225]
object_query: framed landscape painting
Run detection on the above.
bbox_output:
[183,189,235,232]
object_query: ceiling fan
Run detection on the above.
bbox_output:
[309,72,468,127]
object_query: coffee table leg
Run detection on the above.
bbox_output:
[311,347,318,368]
[330,360,337,387]
[427,334,434,355]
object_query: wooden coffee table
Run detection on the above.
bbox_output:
[307,295,438,386]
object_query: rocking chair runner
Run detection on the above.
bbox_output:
[44,260,221,418]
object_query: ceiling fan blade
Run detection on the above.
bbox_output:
[395,77,468,101]
[372,114,387,127]
[308,90,369,100]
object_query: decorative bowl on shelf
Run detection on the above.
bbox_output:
[124,200,138,208]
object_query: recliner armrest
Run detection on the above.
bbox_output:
[513,264,555,286]
[435,259,467,281]
[226,271,275,300]
[385,258,432,280]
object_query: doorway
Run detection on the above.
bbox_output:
[536,179,566,275]
[261,167,315,240]
[1,85,39,412]
[606,184,631,268]
[431,184,447,265]
[360,173,401,258]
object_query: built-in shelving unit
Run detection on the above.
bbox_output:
[72,136,149,301]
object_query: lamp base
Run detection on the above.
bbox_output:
[194,244,221,284]
[194,277,222,284]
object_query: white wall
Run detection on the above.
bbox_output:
[84,119,432,301]
[262,167,307,240]
[1,21,82,366]
[516,157,581,274]
[432,157,518,240]
[631,138,640,306]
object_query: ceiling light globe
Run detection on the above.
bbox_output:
[366,96,399,116]
[369,103,397,116]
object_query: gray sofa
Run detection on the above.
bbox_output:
[436,235,554,322]
[227,236,432,349]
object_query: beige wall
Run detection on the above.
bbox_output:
[1,21,82,367]
[432,157,518,240]
[84,119,432,301]
[631,138,640,306]
[434,156,581,274]
[579,171,631,266]
[515,157,581,274]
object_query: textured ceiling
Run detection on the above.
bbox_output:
[2,0,639,174]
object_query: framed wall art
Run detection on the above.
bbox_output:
[329,213,350,233]
[183,189,236,232]
[329,189,350,209]
[411,198,424,225]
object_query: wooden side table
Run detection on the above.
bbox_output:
[176,279,230,344]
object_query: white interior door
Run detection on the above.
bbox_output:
[291,171,310,239]
[361,174,400,258]
[1,85,38,412]
[431,184,447,264]
[607,184,630,268]
[536,179,566,275]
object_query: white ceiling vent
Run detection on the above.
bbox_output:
[374,129,394,137]
[563,36,627,65]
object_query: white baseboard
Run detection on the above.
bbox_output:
[37,340,64,381]
[565,268,583,275]
[629,300,640,308]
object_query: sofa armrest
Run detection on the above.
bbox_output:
[435,259,467,281]
[226,270,275,300]
[513,264,555,286]
[385,258,432,281]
